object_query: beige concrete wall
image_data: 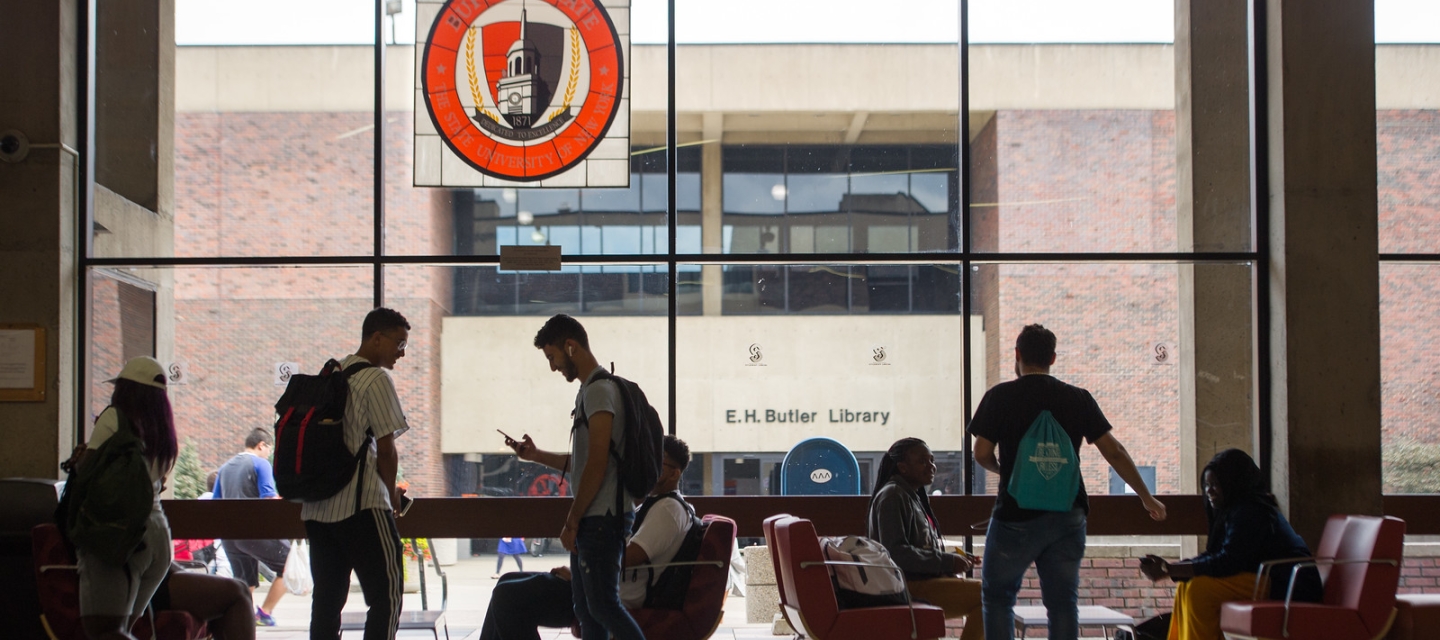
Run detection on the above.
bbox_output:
[441,315,982,455]
[176,43,1439,140]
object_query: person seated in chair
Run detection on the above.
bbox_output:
[481,435,696,640]
[1139,449,1322,640]
[150,563,255,640]
[868,437,984,640]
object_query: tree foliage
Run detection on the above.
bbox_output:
[172,439,209,500]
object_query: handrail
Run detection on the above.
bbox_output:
[1277,558,1400,638]
[165,494,1212,540]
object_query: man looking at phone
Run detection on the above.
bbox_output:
[303,307,412,640]
[504,314,644,640]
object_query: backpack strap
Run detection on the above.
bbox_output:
[574,369,634,514]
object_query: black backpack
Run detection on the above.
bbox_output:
[272,359,373,503]
[580,368,664,511]
[634,492,707,610]
[57,408,156,565]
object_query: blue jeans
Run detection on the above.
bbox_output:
[980,507,1087,640]
[571,513,644,640]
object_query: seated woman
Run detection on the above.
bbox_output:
[867,437,983,640]
[151,563,255,640]
[1139,448,1322,640]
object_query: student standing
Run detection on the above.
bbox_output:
[969,324,1166,640]
[507,314,644,640]
[304,308,411,640]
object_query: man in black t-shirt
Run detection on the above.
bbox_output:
[967,324,1166,640]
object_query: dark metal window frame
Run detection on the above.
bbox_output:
[73,0,1288,496]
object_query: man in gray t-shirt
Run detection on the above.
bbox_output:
[506,314,644,640]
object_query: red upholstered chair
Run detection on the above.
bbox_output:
[31,524,206,640]
[629,514,737,640]
[1220,515,1405,640]
[763,513,803,634]
[1312,514,1350,585]
[772,516,946,640]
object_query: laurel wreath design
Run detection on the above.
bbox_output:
[549,28,581,122]
[465,27,498,122]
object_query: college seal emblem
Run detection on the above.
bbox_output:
[417,0,628,185]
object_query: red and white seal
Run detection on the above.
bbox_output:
[422,0,624,181]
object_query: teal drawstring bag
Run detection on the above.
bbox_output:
[1006,410,1081,511]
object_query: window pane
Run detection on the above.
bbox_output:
[165,43,376,258]
[968,3,1180,253]
[389,263,669,487]
[970,263,1183,496]
[722,147,958,254]
[1381,263,1440,493]
[678,262,970,495]
[1378,110,1440,253]
[107,266,377,487]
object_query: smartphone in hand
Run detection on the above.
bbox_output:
[397,494,415,517]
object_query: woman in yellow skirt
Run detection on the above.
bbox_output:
[1139,449,1323,640]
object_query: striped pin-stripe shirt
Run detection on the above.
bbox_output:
[300,354,410,523]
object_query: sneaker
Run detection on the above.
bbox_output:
[255,607,277,627]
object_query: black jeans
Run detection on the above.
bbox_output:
[304,509,403,640]
[479,572,576,640]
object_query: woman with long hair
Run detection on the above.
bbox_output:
[867,437,984,640]
[1139,449,1322,640]
[73,356,180,640]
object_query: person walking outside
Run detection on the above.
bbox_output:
[494,537,526,578]
[213,427,292,625]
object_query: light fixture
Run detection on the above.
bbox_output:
[771,183,787,201]
[517,210,534,225]
[502,188,518,203]
[531,228,546,243]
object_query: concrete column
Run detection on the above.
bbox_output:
[1174,0,1255,497]
[96,0,174,214]
[1265,0,1382,543]
[701,112,724,316]
[0,0,79,478]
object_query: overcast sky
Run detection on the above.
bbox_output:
[176,0,1440,46]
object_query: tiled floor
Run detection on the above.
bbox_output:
[249,552,782,640]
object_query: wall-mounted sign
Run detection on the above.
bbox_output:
[1150,342,1174,366]
[499,245,563,270]
[274,362,301,387]
[166,361,189,386]
[724,408,890,425]
[869,346,890,365]
[416,0,630,187]
[745,343,765,366]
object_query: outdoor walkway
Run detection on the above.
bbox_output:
[250,551,776,640]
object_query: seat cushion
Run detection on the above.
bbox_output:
[1388,594,1440,640]
[1220,601,1370,640]
[823,603,946,640]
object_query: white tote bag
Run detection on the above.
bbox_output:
[283,539,314,595]
[820,535,906,596]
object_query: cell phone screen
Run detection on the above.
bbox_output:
[398,495,414,516]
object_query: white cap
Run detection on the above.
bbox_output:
[107,356,167,389]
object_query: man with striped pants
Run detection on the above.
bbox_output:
[304,307,412,640]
